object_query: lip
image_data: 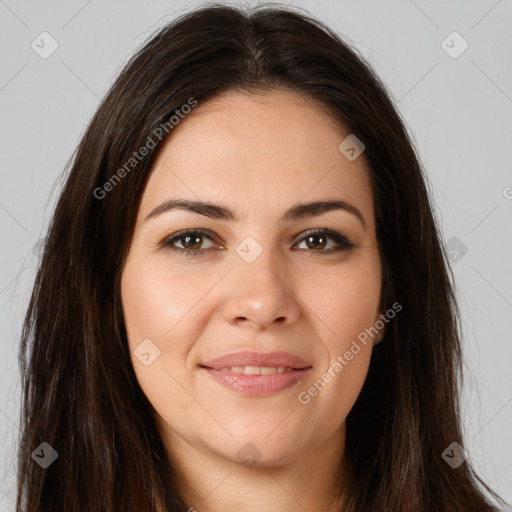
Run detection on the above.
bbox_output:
[200,351,312,396]
[201,350,310,370]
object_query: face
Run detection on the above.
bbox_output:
[121,90,384,468]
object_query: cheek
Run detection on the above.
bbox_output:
[120,258,206,421]
[121,257,209,345]
[293,260,380,421]
[298,342,372,443]
[298,255,382,344]
[120,257,230,401]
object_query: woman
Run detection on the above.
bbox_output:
[16,3,508,511]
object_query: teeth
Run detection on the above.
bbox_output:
[243,366,260,375]
[220,366,294,374]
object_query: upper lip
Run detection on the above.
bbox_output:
[201,351,311,370]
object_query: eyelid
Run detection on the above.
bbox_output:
[161,228,222,249]
[160,227,355,256]
[291,228,353,248]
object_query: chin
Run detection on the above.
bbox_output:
[210,429,309,468]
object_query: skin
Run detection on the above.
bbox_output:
[121,89,384,512]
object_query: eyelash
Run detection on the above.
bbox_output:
[160,228,355,258]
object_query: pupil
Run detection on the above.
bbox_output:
[184,234,202,249]
[307,234,326,250]
[181,234,329,251]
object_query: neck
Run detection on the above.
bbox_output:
[162,424,350,512]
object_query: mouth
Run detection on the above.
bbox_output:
[199,365,307,374]
[199,366,312,395]
[199,351,312,396]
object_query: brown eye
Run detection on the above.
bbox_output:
[302,233,329,250]
[294,229,354,253]
[178,233,205,250]
[162,230,217,256]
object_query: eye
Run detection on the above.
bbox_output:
[293,229,355,255]
[161,229,219,257]
[160,228,355,258]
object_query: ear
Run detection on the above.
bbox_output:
[375,326,385,345]
[373,310,386,346]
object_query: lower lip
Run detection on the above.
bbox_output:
[201,367,312,396]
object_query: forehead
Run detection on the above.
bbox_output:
[138,89,374,226]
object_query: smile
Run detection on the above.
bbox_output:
[200,365,312,395]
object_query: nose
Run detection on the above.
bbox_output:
[220,247,301,330]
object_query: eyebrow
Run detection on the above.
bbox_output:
[145,198,366,228]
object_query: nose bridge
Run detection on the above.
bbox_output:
[220,236,301,328]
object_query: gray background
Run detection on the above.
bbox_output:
[1,0,511,508]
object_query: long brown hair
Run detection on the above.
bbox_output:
[16,3,508,511]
